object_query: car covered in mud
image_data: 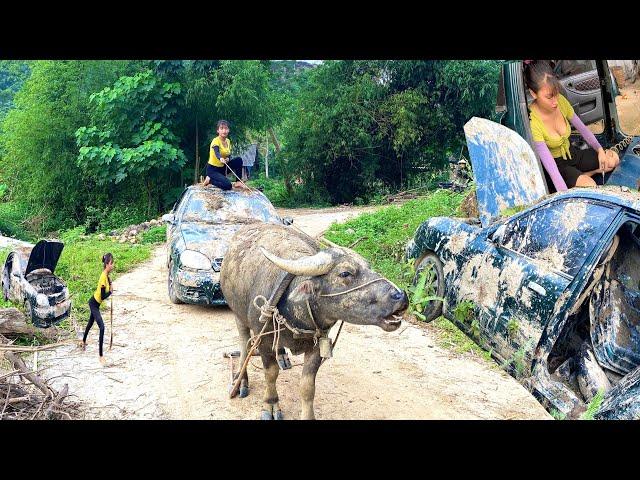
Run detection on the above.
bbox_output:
[162,185,292,305]
[1,240,72,328]
[406,112,640,419]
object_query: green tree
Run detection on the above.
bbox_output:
[76,69,187,216]
[0,60,136,234]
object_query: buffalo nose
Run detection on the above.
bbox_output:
[391,290,406,302]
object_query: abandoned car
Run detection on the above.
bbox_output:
[1,240,72,328]
[163,185,292,305]
[406,102,640,418]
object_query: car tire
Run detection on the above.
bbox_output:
[413,252,445,323]
[168,260,183,304]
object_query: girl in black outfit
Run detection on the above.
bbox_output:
[81,253,114,366]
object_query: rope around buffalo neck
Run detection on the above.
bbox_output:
[319,277,402,297]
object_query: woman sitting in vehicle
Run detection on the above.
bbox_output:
[525,60,620,191]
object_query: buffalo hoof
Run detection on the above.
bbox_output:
[274,409,284,420]
[239,385,249,398]
[260,410,273,420]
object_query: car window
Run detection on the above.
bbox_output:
[553,60,597,79]
[501,200,618,277]
[181,192,279,224]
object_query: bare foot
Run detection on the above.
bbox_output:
[99,356,107,366]
[78,340,86,351]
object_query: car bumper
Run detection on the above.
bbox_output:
[175,268,226,305]
[32,299,71,328]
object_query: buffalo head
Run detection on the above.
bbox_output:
[260,245,408,332]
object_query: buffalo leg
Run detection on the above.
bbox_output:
[300,348,322,420]
[234,318,251,398]
[259,350,283,420]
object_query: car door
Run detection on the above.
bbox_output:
[487,198,620,368]
[554,60,604,126]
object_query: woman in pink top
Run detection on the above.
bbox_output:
[524,60,620,191]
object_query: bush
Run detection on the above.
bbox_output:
[141,225,166,244]
[0,201,35,241]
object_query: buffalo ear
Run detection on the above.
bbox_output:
[289,280,315,303]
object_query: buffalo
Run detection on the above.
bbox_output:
[220,223,408,419]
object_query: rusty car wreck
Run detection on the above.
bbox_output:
[1,240,72,328]
[406,114,640,419]
[162,185,292,306]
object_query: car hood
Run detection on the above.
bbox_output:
[179,222,245,260]
[26,240,64,275]
[464,117,549,227]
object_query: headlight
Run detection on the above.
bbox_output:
[36,293,49,307]
[180,250,212,271]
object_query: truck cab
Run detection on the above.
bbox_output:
[495,60,640,191]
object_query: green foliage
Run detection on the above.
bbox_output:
[550,409,567,420]
[406,262,443,321]
[0,60,134,235]
[507,318,520,338]
[0,201,35,241]
[580,389,605,420]
[141,225,166,244]
[281,60,500,204]
[453,300,475,324]
[0,61,30,121]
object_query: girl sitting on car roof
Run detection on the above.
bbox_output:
[203,119,249,191]
[525,60,620,192]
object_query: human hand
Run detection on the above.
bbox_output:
[606,149,619,167]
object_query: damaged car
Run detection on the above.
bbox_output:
[1,240,72,328]
[406,113,640,419]
[162,185,292,305]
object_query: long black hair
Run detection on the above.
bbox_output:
[523,60,561,95]
[102,252,113,269]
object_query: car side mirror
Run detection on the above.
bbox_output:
[283,217,294,226]
[162,213,175,225]
[490,224,507,245]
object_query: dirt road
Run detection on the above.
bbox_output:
[41,208,551,419]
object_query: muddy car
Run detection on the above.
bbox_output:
[1,240,71,328]
[406,113,640,419]
[162,185,291,305]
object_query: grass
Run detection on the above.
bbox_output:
[580,389,605,420]
[324,188,488,356]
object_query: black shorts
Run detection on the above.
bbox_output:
[206,163,226,179]
[554,145,600,188]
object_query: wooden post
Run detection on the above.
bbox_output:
[194,117,199,185]
[265,131,269,179]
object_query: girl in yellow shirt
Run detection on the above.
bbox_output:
[525,60,619,191]
[203,119,247,190]
[81,253,113,366]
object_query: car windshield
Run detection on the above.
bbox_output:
[181,191,279,224]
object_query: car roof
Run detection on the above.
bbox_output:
[539,186,640,213]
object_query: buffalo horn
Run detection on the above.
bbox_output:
[260,247,334,276]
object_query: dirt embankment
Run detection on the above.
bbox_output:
[39,207,550,419]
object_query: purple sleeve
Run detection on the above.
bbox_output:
[569,114,602,152]
[534,141,568,192]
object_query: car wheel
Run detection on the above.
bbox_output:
[412,252,445,323]
[168,260,183,304]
